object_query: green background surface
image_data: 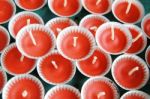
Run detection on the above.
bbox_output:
[0,0,150,98]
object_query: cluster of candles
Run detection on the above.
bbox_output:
[0,0,150,99]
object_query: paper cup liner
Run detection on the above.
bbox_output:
[44,85,80,99]
[145,45,150,68]
[14,0,47,11]
[9,11,44,39]
[57,26,96,61]
[111,54,149,90]
[0,67,7,93]
[76,46,112,77]
[96,22,132,55]
[1,43,37,76]
[112,0,145,24]
[81,76,120,99]
[2,74,45,99]
[37,50,76,85]
[16,24,56,59]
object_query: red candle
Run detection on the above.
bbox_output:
[37,50,76,85]
[9,11,44,39]
[112,0,144,24]
[125,24,147,54]
[2,75,44,99]
[141,14,150,39]
[57,26,95,61]
[81,0,112,15]
[0,68,7,93]
[79,14,109,36]
[121,90,150,99]
[76,47,112,77]
[0,26,10,53]
[48,0,82,17]
[44,85,80,99]
[145,45,150,68]
[112,55,149,90]
[16,24,56,59]
[81,77,119,99]
[0,0,16,24]
[96,22,132,55]
[1,43,36,75]
[15,0,47,11]
[45,17,77,38]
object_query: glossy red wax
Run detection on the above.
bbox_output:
[0,70,6,92]
[143,19,150,38]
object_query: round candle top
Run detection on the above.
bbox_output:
[81,77,119,99]
[121,90,150,99]
[141,13,150,39]
[81,0,112,15]
[44,85,80,99]
[37,50,76,85]
[1,43,36,76]
[112,0,144,24]
[0,0,16,24]
[9,11,44,39]
[48,0,82,17]
[0,26,10,53]
[76,47,112,77]
[0,68,7,93]
[96,22,132,55]
[112,55,149,90]
[125,24,147,54]
[16,24,56,59]
[145,45,150,68]
[57,26,95,61]
[45,17,77,37]
[79,14,109,36]
[15,0,47,11]
[2,75,44,99]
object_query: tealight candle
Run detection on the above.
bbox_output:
[44,85,80,99]
[81,77,119,99]
[48,0,82,17]
[112,0,144,24]
[81,0,112,15]
[0,0,16,24]
[16,24,56,59]
[57,26,95,61]
[9,11,44,39]
[79,14,109,36]
[45,17,77,37]
[37,50,76,85]
[76,47,112,77]
[124,24,147,54]
[96,22,132,55]
[1,43,36,75]
[0,68,7,93]
[2,75,44,99]
[15,0,47,11]
[145,45,150,68]
[112,55,149,90]
[0,26,10,53]
[141,13,150,39]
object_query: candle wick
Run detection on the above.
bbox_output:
[73,37,78,47]
[27,19,30,26]
[132,32,142,43]
[92,56,98,64]
[64,0,67,7]
[126,0,132,14]
[128,66,139,76]
[51,60,58,69]
[20,54,25,62]
[111,25,115,40]
[56,28,62,33]
[22,90,28,98]
[96,0,102,5]
[97,92,106,99]
[90,26,98,31]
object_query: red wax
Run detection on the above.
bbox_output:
[146,46,150,67]
[82,0,111,14]
[18,0,45,10]
[38,51,74,84]
[0,0,14,23]
[125,95,145,99]
[49,0,81,16]
[2,44,36,75]
[77,47,111,77]
[143,18,150,38]
[0,70,6,92]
